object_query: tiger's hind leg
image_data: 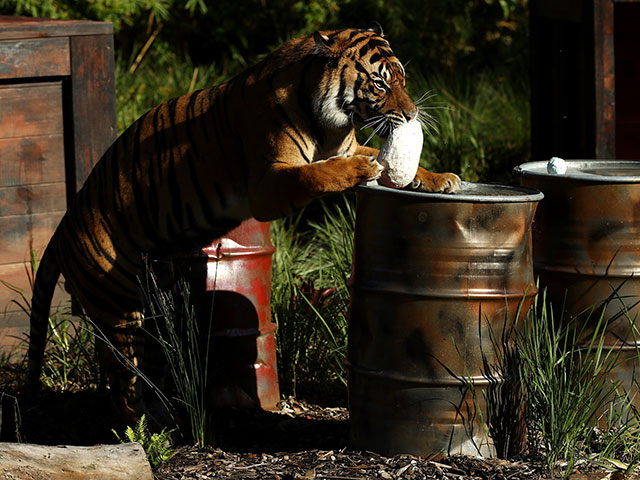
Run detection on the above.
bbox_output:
[97,310,157,427]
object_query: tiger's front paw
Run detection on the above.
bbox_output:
[329,154,384,187]
[408,168,462,194]
[354,155,385,183]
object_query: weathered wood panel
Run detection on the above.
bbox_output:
[0,83,63,140]
[0,212,64,264]
[68,34,117,193]
[0,442,153,480]
[0,16,113,40]
[0,184,66,217]
[0,17,116,347]
[0,279,69,350]
[0,310,32,350]
[614,1,640,159]
[0,135,65,188]
[0,37,70,79]
[593,0,615,159]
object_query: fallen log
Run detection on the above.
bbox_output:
[0,442,153,480]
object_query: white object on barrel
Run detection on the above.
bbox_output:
[377,118,423,188]
[547,156,567,175]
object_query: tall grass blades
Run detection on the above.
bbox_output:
[271,196,355,400]
[517,290,639,476]
[479,300,528,459]
[139,264,214,448]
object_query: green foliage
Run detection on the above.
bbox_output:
[271,196,354,399]
[0,0,171,31]
[113,414,175,467]
[1,0,529,88]
[115,49,228,133]
[408,70,529,183]
[40,312,99,391]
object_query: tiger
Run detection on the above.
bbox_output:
[27,24,462,426]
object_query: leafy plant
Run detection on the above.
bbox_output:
[112,414,175,467]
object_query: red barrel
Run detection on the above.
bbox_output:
[189,218,279,410]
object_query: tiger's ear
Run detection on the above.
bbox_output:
[368,21,384,37]
[313,30,333,49]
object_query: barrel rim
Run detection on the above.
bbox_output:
[514,160,640,183]
[357,181,544,203]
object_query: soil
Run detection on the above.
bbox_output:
[1,384,636,480]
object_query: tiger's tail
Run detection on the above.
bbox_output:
[27,242,61,389]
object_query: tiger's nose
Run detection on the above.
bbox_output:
[403,108,417,121]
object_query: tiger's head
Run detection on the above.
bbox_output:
[311,25,417,138]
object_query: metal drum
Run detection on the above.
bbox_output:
[347,182,542,457]
[187,218,280,411]
[515,160,640,403]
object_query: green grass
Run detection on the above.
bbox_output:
[115,47,233,133]
[270,196,355,401]
[411,70,530,183]
[484,290,640,476]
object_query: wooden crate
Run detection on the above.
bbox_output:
[530,0,640,160]
[0,16,117,349]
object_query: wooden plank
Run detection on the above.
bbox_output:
[0,135,65,188]
[593,0,616,159]
[614,1,640,159]
[0,442,153,480]
[68,34,117,194]
[0,262,70,351]
[0,37,70,79]
[0,83,63,139]
[0,16,113,40]
[0,309,31,351]
[0,212,64,265]
[0,305,73,351]
[0,184,66,217]
[0,263,69,308]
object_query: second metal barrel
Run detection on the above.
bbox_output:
[347,182,542,457]
[515,160,640,404]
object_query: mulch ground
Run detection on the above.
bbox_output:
[2,386,636,480]
[153,399,631,480]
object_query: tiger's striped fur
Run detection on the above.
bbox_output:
[27,26,461,424]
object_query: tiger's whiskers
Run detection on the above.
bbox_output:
[360,115,389,146]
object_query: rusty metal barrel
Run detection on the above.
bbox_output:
[347,182,543,457]
[187,218,280,411]
[515,160,640,401]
